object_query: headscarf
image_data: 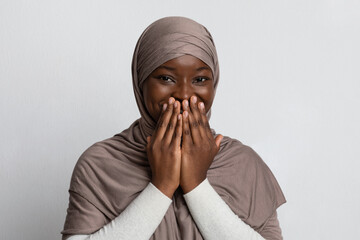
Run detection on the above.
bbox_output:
[62,16,286,240]
[132,16,219,141]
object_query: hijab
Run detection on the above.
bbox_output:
[133,16,219,141]
[62,16,286,240]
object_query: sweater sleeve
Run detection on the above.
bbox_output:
[63,182,172,240]
[183,178,268,240]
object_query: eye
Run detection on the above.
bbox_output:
[193,77,209,83]
[157,75,174,83]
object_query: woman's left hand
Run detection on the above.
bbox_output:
[180,96,223,193]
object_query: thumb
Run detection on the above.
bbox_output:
[214,134,223,149]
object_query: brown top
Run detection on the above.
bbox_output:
[62,16,286,239]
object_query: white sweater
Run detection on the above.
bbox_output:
[66,179,267,240]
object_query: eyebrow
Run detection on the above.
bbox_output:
[196,66,211,71]
[157,66,211,71]
[157,66,176,71]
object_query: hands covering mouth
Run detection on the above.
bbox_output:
[161,103,184,114]
[147,96,223,198]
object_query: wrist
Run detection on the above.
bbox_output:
[151,179,177,198]
[181,176,206,194]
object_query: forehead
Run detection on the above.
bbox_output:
[157,55,212,73]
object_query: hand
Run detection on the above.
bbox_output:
[146,97,183,198]
[180,96,223,193]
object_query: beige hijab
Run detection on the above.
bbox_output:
[62,16,285,240]
[133,16,219,140]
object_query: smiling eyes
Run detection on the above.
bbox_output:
[157,75,210,84]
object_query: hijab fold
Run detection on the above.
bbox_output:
[62,16,285,240]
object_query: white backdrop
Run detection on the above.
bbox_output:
[1,0,359,239]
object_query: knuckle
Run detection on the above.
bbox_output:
[168,123,174,130]
[191,121,198,128]
[168,151,175,157]
[170,143,178,150]
[170,150,177,158]
[157,120,164,128]
[161,121,169,128]
[184,129,190,135]
[152,140,161,149]
[159,144,166,151]
[166,105,173,112]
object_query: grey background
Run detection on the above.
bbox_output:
[1,0,359,239]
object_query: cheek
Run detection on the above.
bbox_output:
[143,83,158,119]
[143,83,171,121]
[200,87,215,111]
[144,92,159,117]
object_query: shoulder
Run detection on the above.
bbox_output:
[216,135,264,168]
[74,136,121,168]
[69,133,149,191]
[218,135,282,186]
[210,135,273,190]
[69,136,128,189]
[211,135,286,228]
[219,135,256,154]
[215,134,286,204]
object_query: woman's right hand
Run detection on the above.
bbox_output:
[146,97,183,198]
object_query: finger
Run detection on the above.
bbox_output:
[182,99,189,113]
[188,96,203,144]
[190,97,208,139]
[153,97,175,140]
[198,101,213,139]
[182,110,193,146]
[164,100,180,144]
[171,113,182,147]
[152,103,167,139]
[146,136,150,151]
[214,134,223,150]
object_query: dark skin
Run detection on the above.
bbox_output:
[143,55,223,198]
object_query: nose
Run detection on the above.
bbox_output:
[172,81,194,103]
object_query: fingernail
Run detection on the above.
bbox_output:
[174,101,178,108]
[183,100,188,108]
[178,114,181,120]
[191,96,197,103]
[199,102,204,110]
[163,103,167,111]
[169,97,174,104]
[183,111,188,118]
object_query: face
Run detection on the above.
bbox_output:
[142,55,215,122]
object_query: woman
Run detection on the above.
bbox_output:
[62,16,286,240]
